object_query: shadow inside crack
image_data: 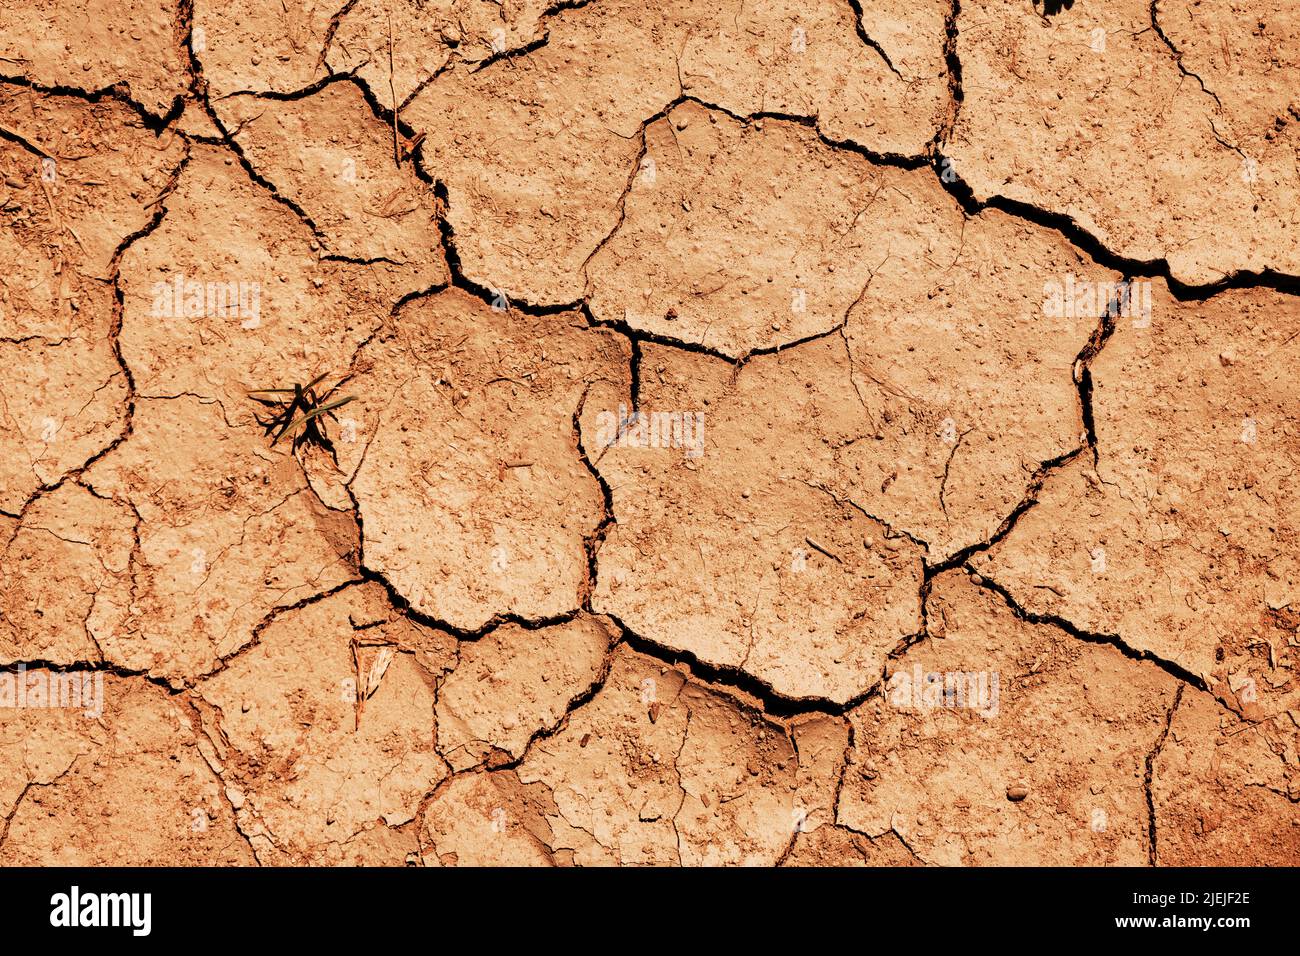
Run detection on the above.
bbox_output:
[1035,0,1077,16]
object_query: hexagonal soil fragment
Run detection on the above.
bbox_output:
[678,0,949,156]
[403,0,681,306]
[436,614,614,771]
[325,0,554,107]
[420,770,560,867]
[1157,0,1300,284]
[586,104,887,357]
[839,172,1107,560]
[855,0,952,85]
[513,646,844,865]
[193,0,339,98]
[0,482,135,664]
[117,144,417,405]
[196,583,449,864]
[0,674,254,865]
[838,571,1179,865]
[787,714,854,833]
[1153,686,1300,865]
[949,0,1300,284]
[585,339,923,704]
[338,287,628,630]
[215,82,444,277]
[1157,0,1300,161]
[972,281,1300,697]
[0,0,189,117]
[82,396,359,680]
[0,333,128,513]
[0,86,187,327]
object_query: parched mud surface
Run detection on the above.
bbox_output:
[0,0,1296,866]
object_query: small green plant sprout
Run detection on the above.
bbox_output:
[248,372,356,453]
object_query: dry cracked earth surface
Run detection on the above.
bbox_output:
[0,0,1297,867]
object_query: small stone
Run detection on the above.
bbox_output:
[1006,783,1030,801]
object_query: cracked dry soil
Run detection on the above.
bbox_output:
[0,0,1297,867]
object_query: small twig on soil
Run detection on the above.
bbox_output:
[804,537,843,564]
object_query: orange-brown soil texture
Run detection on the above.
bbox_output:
[0,0,1297,867]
